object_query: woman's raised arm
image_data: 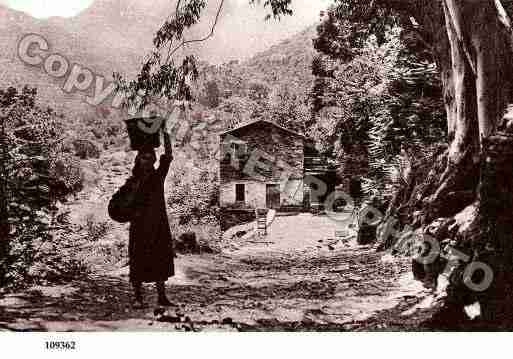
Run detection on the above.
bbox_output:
[163,125,173,157]
[157,125,173,179]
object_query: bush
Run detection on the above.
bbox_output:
[49,153,84,198]
[84,213,110,242]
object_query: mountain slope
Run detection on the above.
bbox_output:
[1,0,321,122]
[242,25,317,94]
[198,25,317,106]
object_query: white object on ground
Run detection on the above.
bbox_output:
[464,301,481,320]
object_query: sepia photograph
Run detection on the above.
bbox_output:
[1,0,513,353]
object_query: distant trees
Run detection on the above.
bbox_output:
[266,85,309,134]
[247,80,270,102]
[114,0,295,111]
[218,96,254,128]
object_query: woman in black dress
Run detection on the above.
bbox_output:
[129,128,174,308]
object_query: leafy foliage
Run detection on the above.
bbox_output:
[0,86,85,288]
[310,3,446,201]
[249,0,293,20]
[263,85,310,134]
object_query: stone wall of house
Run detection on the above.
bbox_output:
[220,122,304,184]
[220,179,304,209]
[220,182,236,206]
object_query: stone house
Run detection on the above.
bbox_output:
[219,119,336,211]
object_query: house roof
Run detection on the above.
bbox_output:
[219,119,306,139]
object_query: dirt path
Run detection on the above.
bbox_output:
[0,214,436,331]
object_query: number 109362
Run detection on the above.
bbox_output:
[45,341,76,350]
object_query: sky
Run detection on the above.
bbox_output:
[1,0,95,18]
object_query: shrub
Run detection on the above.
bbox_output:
[84,213,110,242]
[49,152,84,198]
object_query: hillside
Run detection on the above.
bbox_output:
[243,25,317,93]
[0,0,322,120]
[0,1,163,118]
[198,25,316,103]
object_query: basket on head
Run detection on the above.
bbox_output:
[124,117,161,150]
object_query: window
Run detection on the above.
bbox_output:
[235,184,245,202]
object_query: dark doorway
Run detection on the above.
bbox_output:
[236,183,245,203]
[266,184,280,209]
